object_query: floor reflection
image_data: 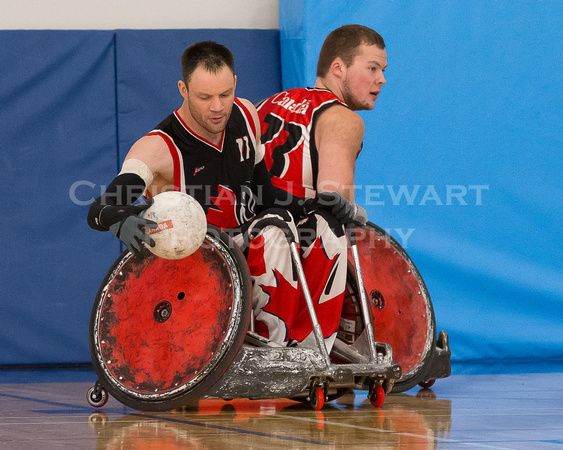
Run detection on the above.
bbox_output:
[89,388,452,449]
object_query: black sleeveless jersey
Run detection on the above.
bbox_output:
[148,98,262,230]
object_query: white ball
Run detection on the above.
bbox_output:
[141,191,207,260]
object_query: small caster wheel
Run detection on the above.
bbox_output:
[418,379,435,389]
[87,385,108,408]
[310,386,325,411]
[369,384,385,408]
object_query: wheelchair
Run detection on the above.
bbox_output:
[87,222,450,411]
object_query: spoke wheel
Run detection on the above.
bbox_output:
[344,222,437,393]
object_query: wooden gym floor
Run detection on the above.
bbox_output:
[0,366,562,449]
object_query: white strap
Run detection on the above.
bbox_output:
[119,158,154,187]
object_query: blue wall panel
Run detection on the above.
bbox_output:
[0,31,120,364]
[3,10,560,367]
[280,1,563,364]
[1,29,282,365]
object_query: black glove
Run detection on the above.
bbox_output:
[244,209,297,246]
[312,191,355,224]
[97,200,153,230]
[110,214,157,257]
[100,201,157,257]
[87,172,149,231]
[353,204,368,226]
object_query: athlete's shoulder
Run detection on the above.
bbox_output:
[315,104,364,145]
[257,87,307,107]
[234,97,255,111]
[152,111,177,131]
[317,103,363,126]
[125,131,175,177]
[234,97,259,134]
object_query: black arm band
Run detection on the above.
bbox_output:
[252,160,308,220]
[87,173,146,231]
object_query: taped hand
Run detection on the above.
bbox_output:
[104,201,157,257]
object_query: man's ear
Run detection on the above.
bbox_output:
[178,80,188,98]
[330,57,346,79]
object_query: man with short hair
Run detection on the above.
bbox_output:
[254,25,387,351]
[88,41,277,240]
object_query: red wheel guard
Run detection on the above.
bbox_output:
[96,248,235,394]
[347,225,433,377]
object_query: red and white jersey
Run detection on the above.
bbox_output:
[256,88,345,198]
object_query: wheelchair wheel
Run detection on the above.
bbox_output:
[89,225,251,411]
[342,222,436,393]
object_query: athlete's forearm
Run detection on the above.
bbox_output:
[252,160,308,220]
[87,173,147,231]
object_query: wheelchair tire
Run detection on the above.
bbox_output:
[89,225,251,411]
[343,222,437,393]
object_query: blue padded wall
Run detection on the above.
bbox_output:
[1,29,282,365]
[280,1,563,365]
[0,31,120,364]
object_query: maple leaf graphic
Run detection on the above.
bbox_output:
[207,185,239,229]
[260,238,344,343]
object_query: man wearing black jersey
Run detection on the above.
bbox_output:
[87,41,353,348]
[88,41,291,237]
